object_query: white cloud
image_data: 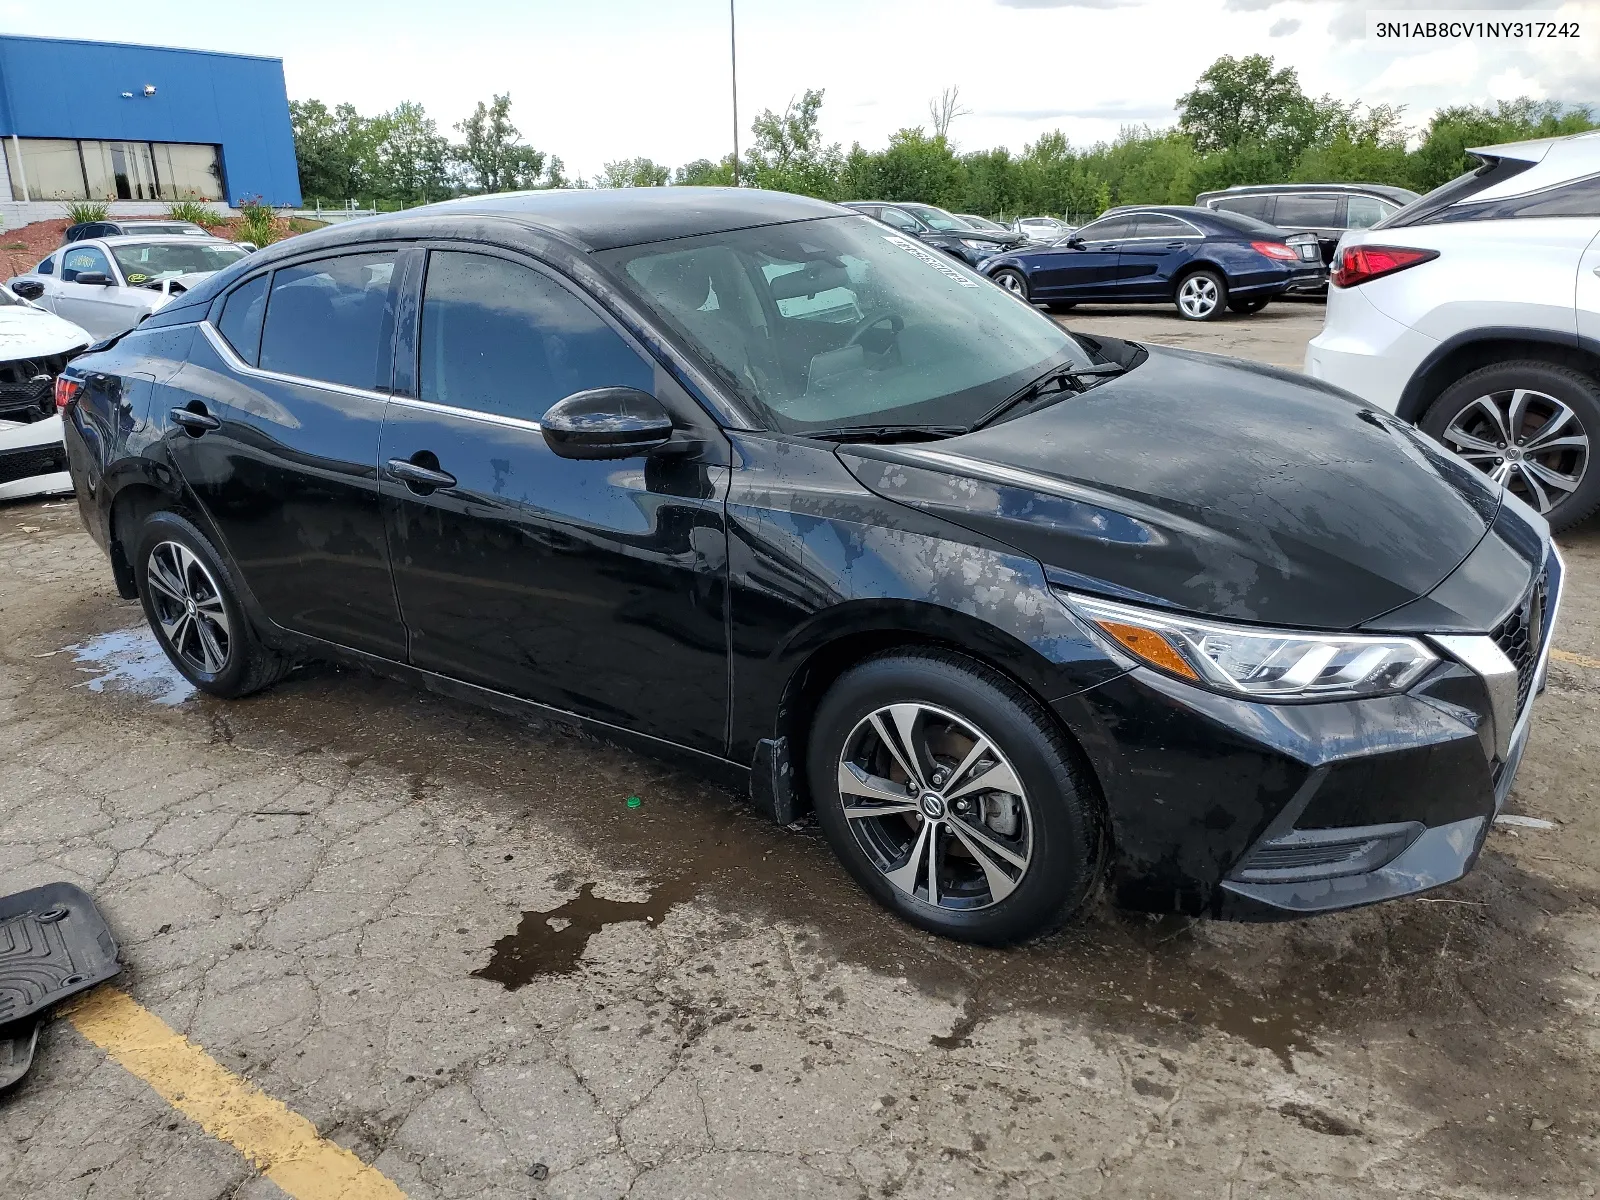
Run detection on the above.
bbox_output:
[1269,16,1302,34]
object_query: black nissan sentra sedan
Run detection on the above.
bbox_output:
[58,189,1561,944]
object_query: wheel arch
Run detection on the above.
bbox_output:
[1397,328,1600,425]
[758,600,1106,822]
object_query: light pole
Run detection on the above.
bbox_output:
[730,0,740,186]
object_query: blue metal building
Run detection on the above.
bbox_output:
[0,35,300,207]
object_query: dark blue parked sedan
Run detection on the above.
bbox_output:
[981,206,1327,321]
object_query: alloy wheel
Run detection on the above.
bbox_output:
[996,272,1027,299]
[1177,275,1219,319]
[837,702,1033,910]
[1441,388,1590,516]
[145,541,232,675]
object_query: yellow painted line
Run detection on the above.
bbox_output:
[1552,649,1600,670]
[65,987,407,1200]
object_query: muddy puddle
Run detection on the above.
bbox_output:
[61,626,194,706]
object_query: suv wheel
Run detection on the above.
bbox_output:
[807,650,1101,945]
[1421,360,1599,532]
[1175,269,1226,321]
[134,511,292,698]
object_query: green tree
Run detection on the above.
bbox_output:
[453,94,551,193]
[595,157,671,188]
[1177,54,1311,156]
[675,157,736,186]
[1407,100,1597,192]
[290,99,388,204]
[746,89,845,198]
[845,129,960,206]
[376,101,453,204]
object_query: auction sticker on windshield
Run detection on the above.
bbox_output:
[882,235,980,288]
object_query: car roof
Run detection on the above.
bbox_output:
[92,233,238,246]
[1197,182,1416,203]
[394,187,847,252]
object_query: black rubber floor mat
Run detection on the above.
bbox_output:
[0,1021,39,1090]
[0,883,119,1025]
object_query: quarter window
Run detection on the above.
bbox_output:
[1346,196,1392,229]
[216,275,270,365]
[36,256,54,276]
[61,246,113,283]
[418,251,652,421]
[1433,174,1600,222]
[258,253,399,391]
[1214,195,1273,220]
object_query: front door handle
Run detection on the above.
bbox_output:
[169,407,220,434]
[385,456,457,493]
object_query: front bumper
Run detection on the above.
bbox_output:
[1051,546,1561,920]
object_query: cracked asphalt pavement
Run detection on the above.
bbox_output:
[5,306,1600,1199]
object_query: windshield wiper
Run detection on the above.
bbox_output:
[970,362,1127,431]
[804,424,969,444]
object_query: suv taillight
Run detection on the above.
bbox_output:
[1331,245,1439,288]
[1251,241,1300,262]
[54,376,82,410]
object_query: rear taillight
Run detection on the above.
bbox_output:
[1331,245,1439,288]
[1251,241,1300,262]
[54,376,82,410]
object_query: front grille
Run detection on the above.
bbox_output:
[0,443,66,486]
[1491,571,1549,713]
[0,351,71,416]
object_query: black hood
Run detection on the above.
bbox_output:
[842,346,1504,630]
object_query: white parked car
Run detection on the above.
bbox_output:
[0,284,92,500]
[1013,216,1073,244]
[1307,130,1600,530]
[9,234,250,341]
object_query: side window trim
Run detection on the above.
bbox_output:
[209,270,274,366]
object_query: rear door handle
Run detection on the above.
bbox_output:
[385,457,457,492]
[169,407,220,433]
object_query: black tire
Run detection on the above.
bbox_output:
[133,511,292,698]
[1174,268,1227,321]
[1420,360,1600,533]
[807,649,1102,945]
[1046,301,1077,313]
[991,268,1030,304]
[1229,298,1268,315]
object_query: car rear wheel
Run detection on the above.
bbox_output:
[807,650,1101,945]
[1229,298,1268,315]
[134,511,292,698]
[1175,269,1227,321]
[1420,360,1600,532]
[1046,302,1077,313]
[992,269,1030,303]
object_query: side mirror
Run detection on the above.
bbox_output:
[74,272,114,286]
[1065,236,1085,249]
[541,387,674,460]
[235,242,259,253]
[10,280,44,301]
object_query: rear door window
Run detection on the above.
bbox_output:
[216,274,270,364]
[417,250,652,421]
[1214,195,1273,220]
[1129,214,1197,239]
[258,252,399,391]
[877,208,924,233]
[1274,195,1342,227]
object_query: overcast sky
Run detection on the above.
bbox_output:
[2,0,1596,179]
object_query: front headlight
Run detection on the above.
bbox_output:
[1061,592,1438,701]
[959,239,994,251]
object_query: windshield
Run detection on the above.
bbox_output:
[108,241,247,284]
[599,215,1094,434]
[900,204,972,233]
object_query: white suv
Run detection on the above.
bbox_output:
[1306,131,1600,531]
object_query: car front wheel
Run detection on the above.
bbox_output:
[134,511,292,698]
[1175,269,1227,321]
[807,650,1101,945]
[1421,360,1600,532]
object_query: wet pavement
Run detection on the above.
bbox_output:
[3,316,1600,1198]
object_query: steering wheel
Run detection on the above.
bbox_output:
[846,309,905,355]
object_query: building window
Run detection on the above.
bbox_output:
[5,137,223,202]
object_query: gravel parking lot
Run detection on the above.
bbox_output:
[4,307,1600,1200]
